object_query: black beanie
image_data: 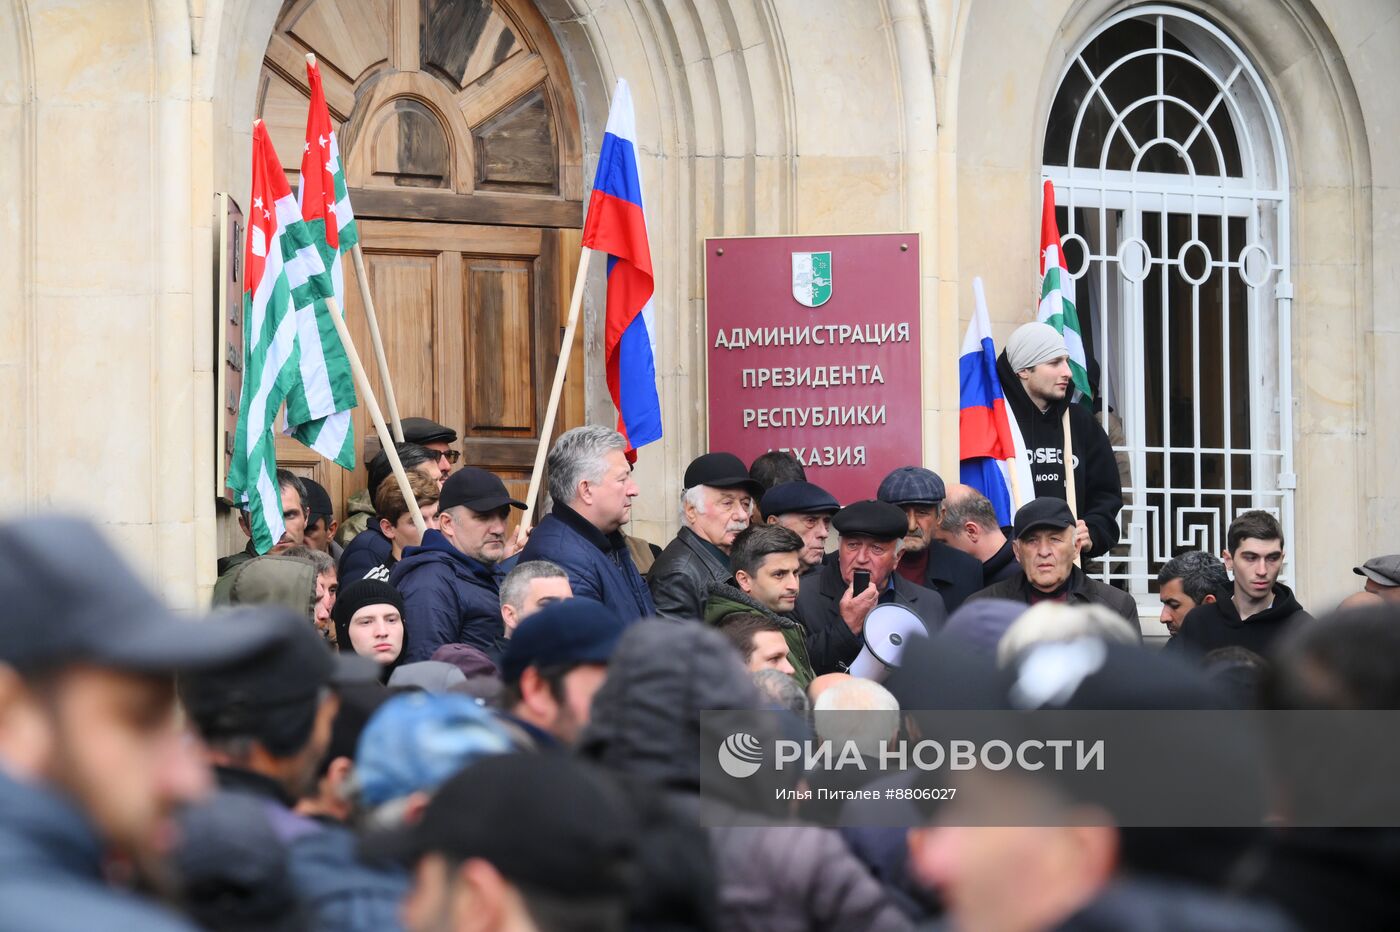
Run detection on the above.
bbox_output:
[332,579,406,652]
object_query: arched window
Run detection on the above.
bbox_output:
[1042,5,1293,601]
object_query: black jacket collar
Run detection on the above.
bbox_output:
[551,502,627,555]
[215,765,295,808]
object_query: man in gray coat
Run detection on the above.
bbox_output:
[649,452,763,620]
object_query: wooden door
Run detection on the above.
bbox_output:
[257,0,584,520]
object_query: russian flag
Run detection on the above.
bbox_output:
[959,277,1028,526]
[583,79,662,456]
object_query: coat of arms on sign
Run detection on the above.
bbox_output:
[791,251,832,308]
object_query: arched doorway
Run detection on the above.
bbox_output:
[256,0,585,518]
[1040,5,1293,604]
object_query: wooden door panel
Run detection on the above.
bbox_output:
[465,258,535,433]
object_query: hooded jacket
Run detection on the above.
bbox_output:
[650,527,733,621]
[0,770,201,932]
[582,620,911,932]
[518,503,656,622]
[389,529,503,661]
[212,554,318,618]
[704,580,815,688]
[997,350,1123,559]
[1170,582,1312,657]
[337,525,393,583]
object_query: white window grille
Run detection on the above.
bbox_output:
[1041,5,1293,610]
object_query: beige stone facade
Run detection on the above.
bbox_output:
[0,0,1394,614]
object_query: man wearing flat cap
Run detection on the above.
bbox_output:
[966,498,1138,625]
[877,466,985,612]
[1354,555,1400,604]
[796,499,948,675]
[649,452,762,620]
[997,321,1123,560]
[759,480,839,574]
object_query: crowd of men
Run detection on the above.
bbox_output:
[3,323,1399,931]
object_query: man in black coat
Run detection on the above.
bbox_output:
[1170,510,1312,657]
[966,498,1138,627]
[797,500,947,675]
[877,466,985,612]
[935,483,1021,585]
[649,452,762,620]
[997,322,1123,560]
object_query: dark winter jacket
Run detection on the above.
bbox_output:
[895,541,985,613]
[981,538,1021,585]
[389,529,504,661]
[1170,583,1312,658]
[650,527,733,621]
[704,580,815,687]
[0,770,201,932]
[338,525,393,583]
[581,620,911,932]
[286,823,407,932]
[797,563,948,676]
[1051,876,1299,931]
[966,564,1140,628]
[518,503,655,622]
[997,350,1123,558]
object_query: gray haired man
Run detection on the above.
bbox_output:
[499,560,573,637]
[517,426,655,621]
[1157,551,1229,636]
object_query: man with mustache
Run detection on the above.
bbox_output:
[390,467,526,661]
[649,452,762,620]
[996,322,1123,560]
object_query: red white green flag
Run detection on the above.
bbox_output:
[284,53,359,469]
[228,121,334,553]
[1038,179,1093,401]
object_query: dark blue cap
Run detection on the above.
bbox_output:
[500,597,626,684]
[759,480,840,519]
[877,466,946,506]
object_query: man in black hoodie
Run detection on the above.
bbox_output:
[997,322,1123,559]
[1172,510,1311,657]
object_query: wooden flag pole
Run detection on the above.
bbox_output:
[1063,407,1081,566]
[325,295,425,535]
[520,246,595,534]
[350,244,404,444]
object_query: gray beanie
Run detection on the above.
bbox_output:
[1006,322,1069,372]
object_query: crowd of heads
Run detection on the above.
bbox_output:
[5,409,1400,932]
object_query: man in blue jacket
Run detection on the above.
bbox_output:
[391,467,526,660]
[519,425,656,622]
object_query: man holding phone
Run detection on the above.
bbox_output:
[796,500,948,675]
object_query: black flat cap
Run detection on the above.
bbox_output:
[1013,498,1076,539]
[0,515,285,675]
[684,452,763,498]
[759,481,840,519]
[399,417,457,446]
[832,500,908,540]
[438,467,526,513]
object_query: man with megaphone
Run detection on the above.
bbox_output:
[796,500,948,675]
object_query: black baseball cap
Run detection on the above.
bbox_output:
[399,417,458,446]
[1012,498,1076,539]
[361,753,636,900]
[831,499,908,540]
[300,478,334,522]
[438,467,526,513]
[759,481,839,519]
[499,598,626,684]
[0,515,285,675]
[683,452,763,498]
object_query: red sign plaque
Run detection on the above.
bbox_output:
[705,233,923,505]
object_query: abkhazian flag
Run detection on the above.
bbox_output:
[582,78,662,458]
[959,277,1032,525]
[1037,179,1093,401]
[284,53,359,469]
[228,121,334,553]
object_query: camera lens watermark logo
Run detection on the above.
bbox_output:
[718,732,764,778]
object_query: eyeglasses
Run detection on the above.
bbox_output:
[433,449,461,464]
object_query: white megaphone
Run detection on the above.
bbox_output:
[846,603,928,681]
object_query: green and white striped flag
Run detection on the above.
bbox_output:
[283,55,359,469]
[1037,179,1093,401]
[228,121,335,553]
